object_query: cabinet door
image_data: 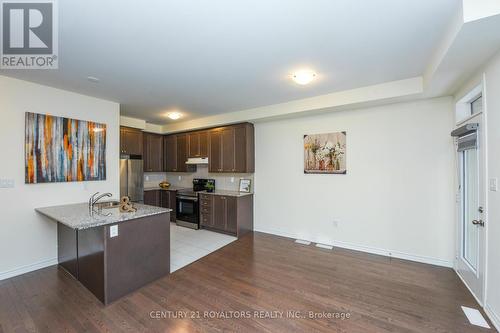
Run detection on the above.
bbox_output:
[164,135,177,172]
[221,128,235,172]
[213,195,226,231]
[144,190,159,206]
[160,191,170,208]
[209,130,223,172]
[120,127,143,156]
[225,196,237,234]
[160,191,176,222]
[188,132,200,157]
[233,126,247,173]
[143,133,163,172]
[199,131,208,157]
[176,134,188,172]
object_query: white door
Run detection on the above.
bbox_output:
[455,114,486,304]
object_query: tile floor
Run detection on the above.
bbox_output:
[170,223,237,272]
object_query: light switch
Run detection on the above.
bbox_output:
[0,179,15,188]
[490,178,498,192]
[110,225,119,238]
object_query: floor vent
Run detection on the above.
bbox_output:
[461,306,490,329]
[315,243,333,250]
[294,239,311,245]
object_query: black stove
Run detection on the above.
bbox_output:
[176,179,215,229]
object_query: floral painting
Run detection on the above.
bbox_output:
[25,112,107,184]
[304,132,346,174]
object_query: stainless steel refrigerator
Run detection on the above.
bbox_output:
[120,158,144,202]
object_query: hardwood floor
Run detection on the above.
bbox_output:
[0,232,495,333]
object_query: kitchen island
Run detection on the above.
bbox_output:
[36,202,171,305]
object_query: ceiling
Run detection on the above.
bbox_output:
[1,0,459,124]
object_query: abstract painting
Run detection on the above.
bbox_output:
[25,112,107,184]
[304,132,346,174]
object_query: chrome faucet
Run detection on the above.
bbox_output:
[89,192,113,211]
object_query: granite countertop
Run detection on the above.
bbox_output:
[200,190,254,197]
[36,202,171,230]
[144,186,187,191]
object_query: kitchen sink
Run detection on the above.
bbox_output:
[94,201,121,209]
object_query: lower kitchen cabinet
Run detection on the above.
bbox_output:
[144,190,160,206]
[161,190,176,222]
[144,190,176,222]
[199,193,253,237]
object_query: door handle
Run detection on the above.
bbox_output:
[472,219,485,227]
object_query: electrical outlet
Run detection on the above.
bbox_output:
[230,177,235,183]
[110,225,119,238]
[0,179,15,188]
[332,219,340,227]
[178,176,182,181]
[490,178,498,192]
[145,175,150,181]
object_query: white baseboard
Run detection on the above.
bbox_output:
[455,269,483,306]
[484,303,500,332]
[0,257,58,281]
[254,227,454,268]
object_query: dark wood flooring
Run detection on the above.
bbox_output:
[0,232,495,333]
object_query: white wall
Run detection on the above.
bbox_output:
[0,75,120,280]
[456,49,500,329]
[254,97,456,266]
[483,49,500,331]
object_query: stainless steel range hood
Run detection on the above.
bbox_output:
[186,157,208,165]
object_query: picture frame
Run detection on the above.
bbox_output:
[25,112,107,184]
[239,179,252,193]
[304,131,346,174]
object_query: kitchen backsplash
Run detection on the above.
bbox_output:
[144,165,254,192]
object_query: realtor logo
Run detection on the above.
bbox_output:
[1,0,58,69]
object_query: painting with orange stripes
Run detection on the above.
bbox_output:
[25,112,107,184]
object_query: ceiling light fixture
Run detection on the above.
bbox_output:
[291,70,316,85]
[166,111,182,120]
[87,76,100,83]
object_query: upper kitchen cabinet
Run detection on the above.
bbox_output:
[176,133,191,172]
[209,123,254,173]
[143,132,164,172]
[164,134,196,173]
[164,135,177,172]
[188,131,208,157]
[120,127,143,156]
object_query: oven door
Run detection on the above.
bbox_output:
[176,196,199,227]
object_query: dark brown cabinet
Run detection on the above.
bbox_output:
[209,130,223,172]
[143,132,163,172]
[199,193,253,237]
[144,189,176,222]
[176,134,189,172]
[164,134,196,173]
[120,127,143,156]
[208,123,254,173]
[144,190,160,206]
[164,135,177,172]
[160,190,176,222]
[188,131,208,157]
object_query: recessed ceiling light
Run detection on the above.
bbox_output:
[166,111,182,120]
[291,70,316,85]
[87,76,100,83]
